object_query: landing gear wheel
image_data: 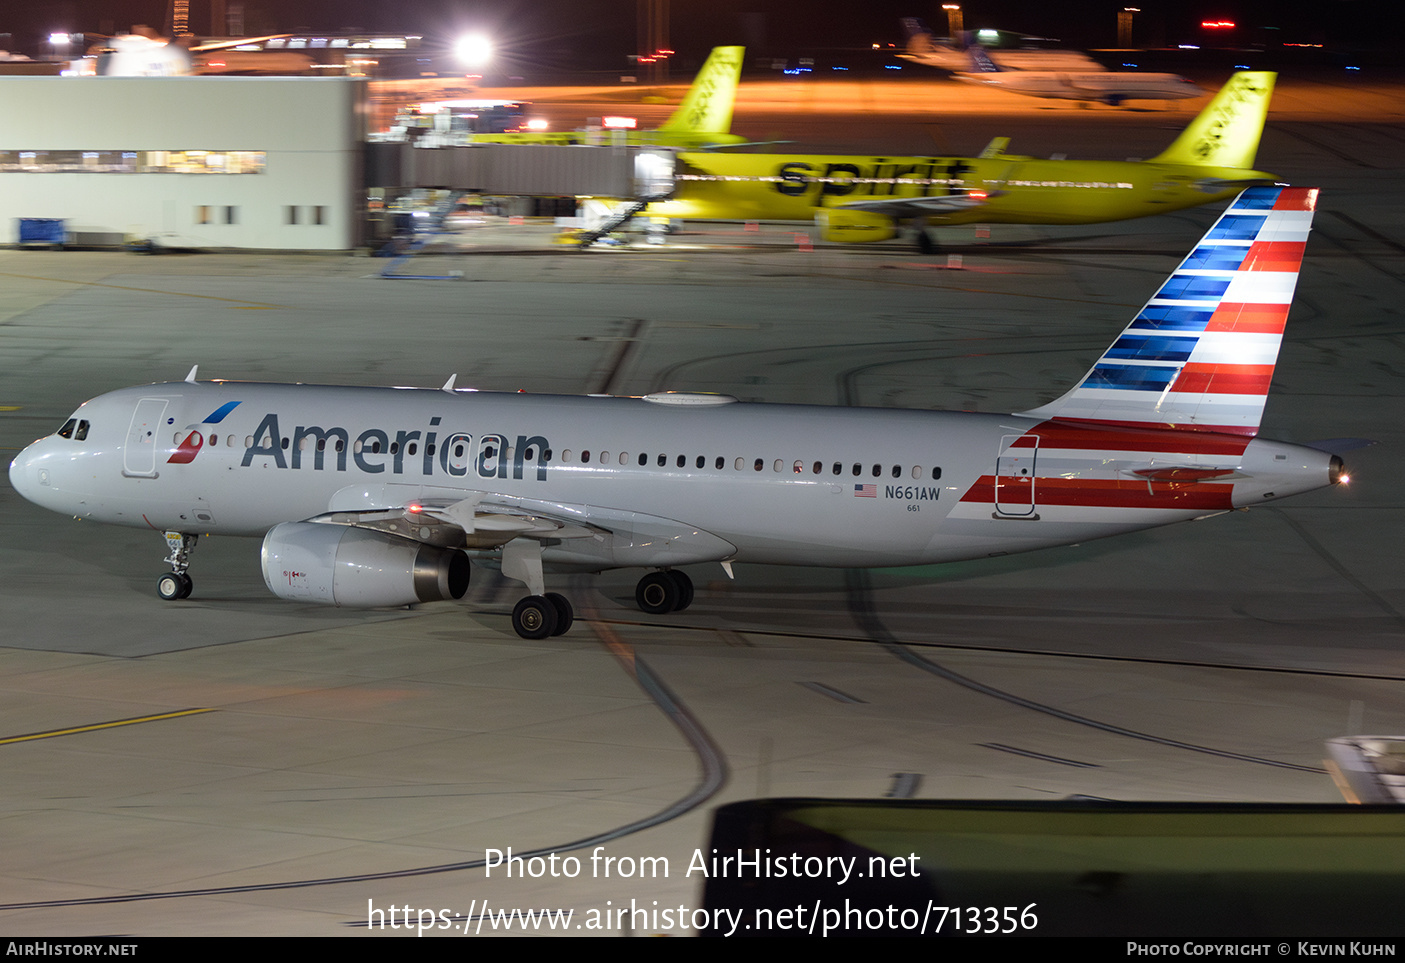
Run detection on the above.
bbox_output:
[916,230,938,256]
[544,593,574,636]
[636,571,680,615]
[666,570,694,611]
[512,595,558,640]
[157,572,192,601]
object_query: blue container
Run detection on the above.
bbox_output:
[17,218,66,246]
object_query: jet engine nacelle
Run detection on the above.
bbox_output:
[814,208,897,244]
[260,521,470,607]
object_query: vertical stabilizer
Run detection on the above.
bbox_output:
[1149,71,1276,169]
[1018,186,1317,436]
[901,18,935,54]
[657,46,745,134]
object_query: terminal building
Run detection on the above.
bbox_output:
[0,77,365,250]
[1,76,663,252]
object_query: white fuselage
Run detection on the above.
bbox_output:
[9,381,1336,574]
[956,71,1202,103]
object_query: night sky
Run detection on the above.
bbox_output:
[2,1,1382,68]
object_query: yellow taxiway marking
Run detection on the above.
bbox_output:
[0,405,21,411]
[0,271,284,308]
[0,708,215,746]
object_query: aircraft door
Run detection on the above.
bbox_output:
[994,433,1038,517]
[123,398,169,477]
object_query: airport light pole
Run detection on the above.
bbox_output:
[1118,7,1139,47]
[455,33,492,77]
[942,4,962,41]
[637,0,669,83]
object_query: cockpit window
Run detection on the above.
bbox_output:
[56,418,90,440]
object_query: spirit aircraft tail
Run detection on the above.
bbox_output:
[657,46,745,136]
[1019,185,1316,437]
[1149,71,1276,169]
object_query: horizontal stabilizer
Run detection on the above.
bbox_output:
[979,137,1011,159]
[1303,437,1377,455]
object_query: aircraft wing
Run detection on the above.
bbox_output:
[313,483,737,567]
[1192,175,1280,194]
[311,490,604,550]
[837,193,995,219]
[189,34,292,53]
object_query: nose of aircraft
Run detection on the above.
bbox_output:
[8,440,38,502]
[9,436,60,510]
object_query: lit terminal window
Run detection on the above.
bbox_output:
[0,150,136,172]
[140,151,266,174]
[0,150,265,174]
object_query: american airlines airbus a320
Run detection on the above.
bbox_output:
[10,187,1349,639]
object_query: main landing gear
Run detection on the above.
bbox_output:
[498,537,699,638]
[157,531,197,600]
[510,592,574,640]
[635,570,694,615]
[501,539,576,640]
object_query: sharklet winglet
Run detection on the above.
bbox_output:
[441,374,457,393]
[184,365,198,384]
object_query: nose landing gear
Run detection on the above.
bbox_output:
[157,531,197,600]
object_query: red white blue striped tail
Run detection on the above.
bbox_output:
[1020,186,1317,436]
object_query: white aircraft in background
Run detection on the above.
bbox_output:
[957,43,1201,106]
[72,27,303,77]
[898,19,1103,72]
[10,188,1349,639]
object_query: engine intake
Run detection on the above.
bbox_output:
[261,521,469,607]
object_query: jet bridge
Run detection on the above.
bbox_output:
[366,143,675,201]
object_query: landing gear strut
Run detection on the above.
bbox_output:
[157,531,197,600]
[501,538,576,639]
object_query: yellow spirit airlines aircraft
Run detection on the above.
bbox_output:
[650,71,1276,253]
[466,46,746,148]
[10,187,1351,640]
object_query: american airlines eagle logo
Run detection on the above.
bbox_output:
[167,401,242,465]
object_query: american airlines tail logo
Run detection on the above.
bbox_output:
[166,401,242,465]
